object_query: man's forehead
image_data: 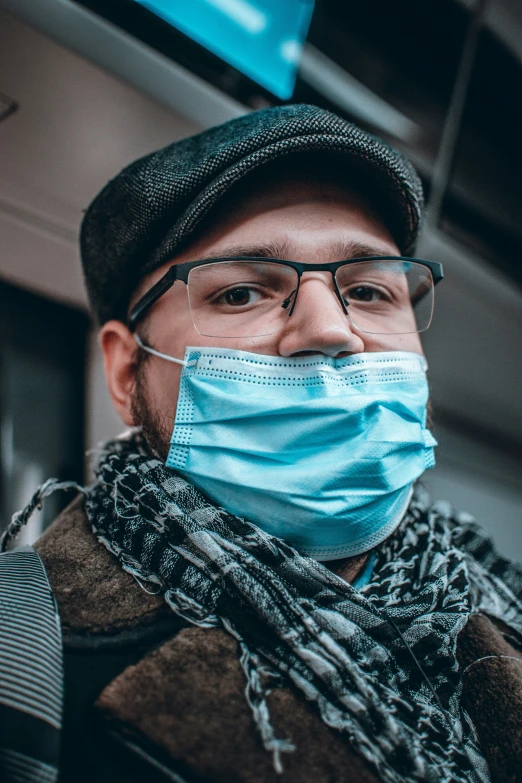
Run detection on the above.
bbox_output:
[179,238,400,264]
[169,171,400,267]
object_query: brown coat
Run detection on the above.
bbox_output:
[35,498,522,783]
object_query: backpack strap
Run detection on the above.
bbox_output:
[0,545,63,783]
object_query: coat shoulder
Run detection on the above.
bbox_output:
[34,496,176,640]
[95,625,381,783]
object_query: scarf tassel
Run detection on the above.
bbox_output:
[1,478,83,552]
[219,617,295,774]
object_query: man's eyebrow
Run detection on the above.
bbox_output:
[194,240,294,261]
[328,240,400,260]
[192,239,399,262]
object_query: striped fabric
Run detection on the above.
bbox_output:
[0,546,63,783]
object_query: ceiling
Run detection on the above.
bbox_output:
[0,8,203,306]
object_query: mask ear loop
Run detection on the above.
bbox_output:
[134,334,190,367]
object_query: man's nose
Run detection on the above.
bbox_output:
[277,273,365,357]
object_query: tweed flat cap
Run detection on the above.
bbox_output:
[80,103,424,324]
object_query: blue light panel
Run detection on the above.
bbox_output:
[134,0,315,99]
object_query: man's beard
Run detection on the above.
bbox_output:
[130,350,173,461]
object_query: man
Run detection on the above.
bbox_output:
[3,104,522,783]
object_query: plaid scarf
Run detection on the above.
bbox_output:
[10,432,522,782]
[82,431,516,783]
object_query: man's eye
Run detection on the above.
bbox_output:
[347,285,383,303]
[221,287,260,306]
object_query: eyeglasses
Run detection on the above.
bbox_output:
[128,256,444,339]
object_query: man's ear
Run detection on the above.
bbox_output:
[99,320,140,426]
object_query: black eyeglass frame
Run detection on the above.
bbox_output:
[128,255,444,332]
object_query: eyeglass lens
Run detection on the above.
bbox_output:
[186,259,434,338]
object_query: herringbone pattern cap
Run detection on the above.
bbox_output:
[80,104,424,324]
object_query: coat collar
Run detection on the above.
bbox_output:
[35,497,182,650]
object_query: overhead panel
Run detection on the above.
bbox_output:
[134,0,315,99]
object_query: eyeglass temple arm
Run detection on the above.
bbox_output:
[128,267,177,331]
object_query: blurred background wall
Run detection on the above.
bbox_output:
[0,0,520,556]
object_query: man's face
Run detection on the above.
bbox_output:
[102,175,424,457]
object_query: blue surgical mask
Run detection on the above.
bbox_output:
[137,339,436,560]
